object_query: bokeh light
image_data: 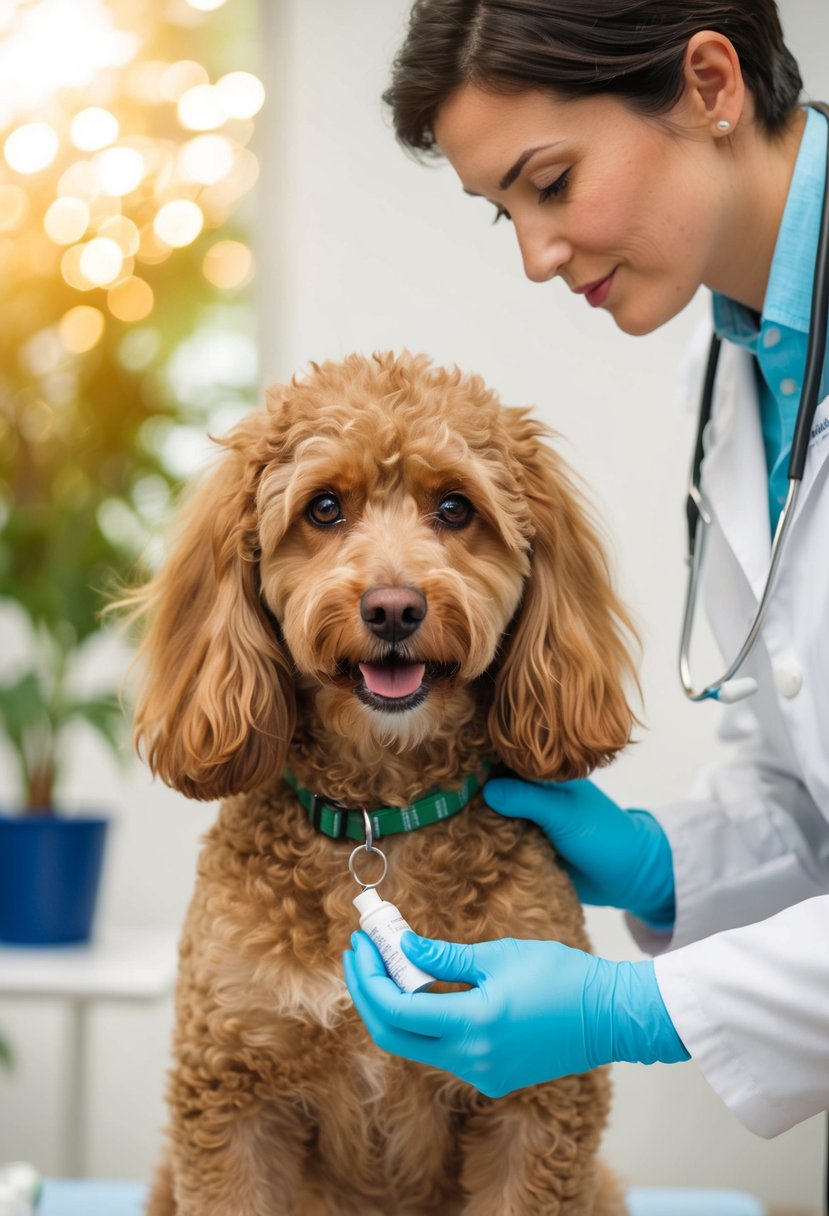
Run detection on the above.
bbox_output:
[107,276,154,322]
[20,328,64,377]
[216,72,265,120]
[57,160,100,201]
[0,0,265,297]
[98,216,140,256]
[160,59,209,102]
[1,0,263,504]
[4,122,59,173]
[202,239,253,289]
[79,236,124,286]
[135,224,173,266]
[58,305,106,353]
[0,0,139,123]
[153,199,203,247]
[178,134,235,184]
[44,197,91,245]
[60,244,89,291]
[70,107,119,152]
[177,83,226,131]
[94,146,146,195]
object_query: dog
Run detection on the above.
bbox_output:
[130,352,635,1215]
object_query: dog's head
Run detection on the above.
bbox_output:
[130,352,636,799]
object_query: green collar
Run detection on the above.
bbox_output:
[283,762,492,842]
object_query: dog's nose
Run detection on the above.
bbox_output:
[360,586,427,643]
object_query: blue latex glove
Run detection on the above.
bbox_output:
[344,931,689,1097]
[484,777,676,930]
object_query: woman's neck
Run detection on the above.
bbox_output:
[705,108,807,313]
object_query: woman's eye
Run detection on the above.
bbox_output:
[306,493,344,528]
[437,494,475,529]
[491,168,570,223]
[538,168,571,204]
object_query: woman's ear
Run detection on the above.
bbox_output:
[681,30,745,131]
[488,410,638,781]
[127,408,295,800]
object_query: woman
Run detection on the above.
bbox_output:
[343,0,829,1141]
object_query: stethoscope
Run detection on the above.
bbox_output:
[679,100,829,704]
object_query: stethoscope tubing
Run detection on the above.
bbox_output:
[790,101,829,481]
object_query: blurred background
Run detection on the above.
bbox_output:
[0,0,827,1209]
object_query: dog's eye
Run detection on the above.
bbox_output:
[437,494,474,529]
[306,493,344,528]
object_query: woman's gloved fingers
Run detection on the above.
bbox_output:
[343,947,449,1066]
[484,777,613,873]
[401,932,483,984]
[484,777,584,828]
[483,777,675,926]
[345,931,479,1039]
[344,936,498,1087]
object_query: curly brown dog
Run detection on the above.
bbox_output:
[130,352,635,1215]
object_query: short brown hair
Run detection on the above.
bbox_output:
[384,0,803,154]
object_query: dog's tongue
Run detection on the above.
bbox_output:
[358,662,426,699]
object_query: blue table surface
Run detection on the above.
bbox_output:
[40,1180,766,1215]
[41,1181,146,1215]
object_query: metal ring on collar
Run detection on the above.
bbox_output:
[348,843,388,889]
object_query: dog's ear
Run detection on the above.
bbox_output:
[128,407,295,801]
[488,410,637,781]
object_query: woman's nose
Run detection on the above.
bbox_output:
[515,221,569,284]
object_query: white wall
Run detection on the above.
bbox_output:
[1,0,827,1206]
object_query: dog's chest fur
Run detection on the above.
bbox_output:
[175,782,590,1060]
[167,782,603,1210]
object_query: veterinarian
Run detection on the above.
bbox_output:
[344,0,829,1143]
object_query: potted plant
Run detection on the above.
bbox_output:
[0,200,231,945]
[0,204,183,944]
[0,332,153,944]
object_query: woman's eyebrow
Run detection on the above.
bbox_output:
[462,140,568,198]
[499,141,565,190]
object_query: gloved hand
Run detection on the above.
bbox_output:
[344,932,689,1097]
[484,777,676,930]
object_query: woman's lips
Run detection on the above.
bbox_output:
[577,270,617,308]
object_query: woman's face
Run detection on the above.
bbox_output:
[433,86,732,336]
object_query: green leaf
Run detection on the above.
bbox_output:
[0,673,48,748]
[62,695,127,762]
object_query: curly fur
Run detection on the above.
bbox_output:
[127,352,635,1215]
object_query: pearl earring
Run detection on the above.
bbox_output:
[716,119,732,132]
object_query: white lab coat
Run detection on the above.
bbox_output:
[636,332,829,1138]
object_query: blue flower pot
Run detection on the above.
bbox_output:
[0,814,109,946]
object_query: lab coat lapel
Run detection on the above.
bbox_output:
[699,343,771,599]
[797,391,829,509]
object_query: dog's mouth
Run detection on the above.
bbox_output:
[335,656,459,713]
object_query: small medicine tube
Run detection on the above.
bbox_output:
[353,889,435,993]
